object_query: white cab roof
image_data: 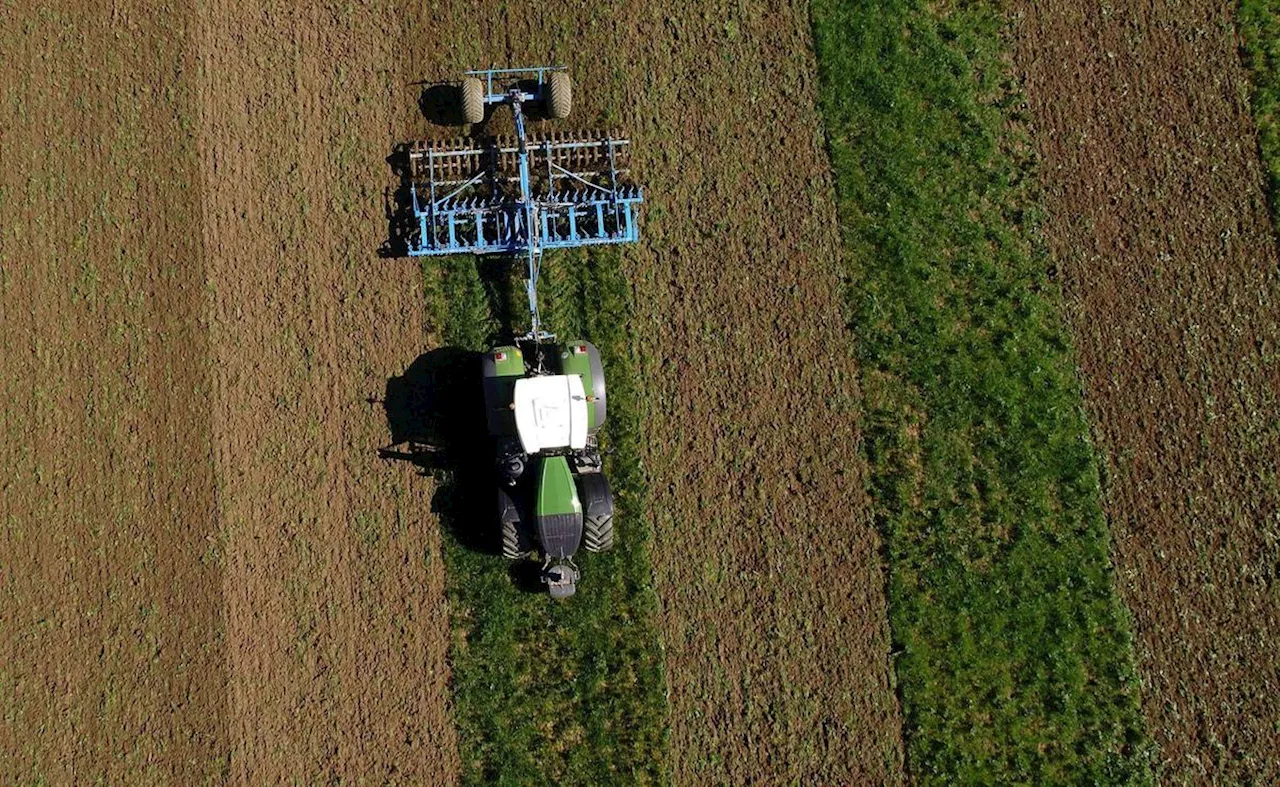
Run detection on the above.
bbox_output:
[513,374,588,454]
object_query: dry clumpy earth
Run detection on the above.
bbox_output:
[1,0,905,782]
[1010,1,1280,782]
[0,4,231,781]
[1,1,458,781]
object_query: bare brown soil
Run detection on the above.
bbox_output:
[1010,2,1280,781]
[0,1,463,780]
[0,4,226,781]
[195,2,460,781]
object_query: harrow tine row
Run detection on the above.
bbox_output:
[525,131,631,172]
[417,197,640,252]
[548,185,644,203]
[407,137,488,179]
[408,133,631,176]
[433,183,643,214]
[432,195,506,211]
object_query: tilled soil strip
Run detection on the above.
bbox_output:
[196,1,458,780]
[1010,1,1280,781]
[0,4,226,781]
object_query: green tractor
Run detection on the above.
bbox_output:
[402,66,641,597]
[484,341,613,599]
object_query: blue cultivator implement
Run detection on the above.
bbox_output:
[404,66,643,343]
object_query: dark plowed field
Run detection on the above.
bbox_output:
[198,2,459,779]
[1011,2,1280,780]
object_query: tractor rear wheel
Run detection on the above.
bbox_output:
[546,71,572,120]
[498,488,531,559]
[461,77,485,124]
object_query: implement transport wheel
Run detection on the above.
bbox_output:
[461,77,485,124]
[578,473,614,552]
[546,71,572,120]
[499,488,531,559]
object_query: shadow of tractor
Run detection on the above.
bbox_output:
[379,347,492,556]
[377,347,546,592]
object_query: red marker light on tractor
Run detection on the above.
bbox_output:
[575,344,587,354]
[495,351,507,362]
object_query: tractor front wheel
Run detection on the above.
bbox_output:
[578,473,615,552]
[499,488,531,559]
[546,71,572,120]
[461,77,485,124]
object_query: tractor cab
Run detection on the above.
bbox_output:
[512,375,590,454]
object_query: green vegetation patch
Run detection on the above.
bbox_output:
[810,0,1151,782]
[1241,0,1280,225]
[421,251,668,785]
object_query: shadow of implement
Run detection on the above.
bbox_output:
[377,144,416,259]
[419,78,556,126]
[419,82,468,127]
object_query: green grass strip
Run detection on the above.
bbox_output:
[1240,0,1280,226]
[809,1,1151,782]
[421,252,668,786]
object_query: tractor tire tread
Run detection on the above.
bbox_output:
[499,488,531,559]
[583,512,614,553]
[502,518,530,560]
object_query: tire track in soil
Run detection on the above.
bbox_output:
[196,2,458,780]
[1010,2,1280,781]
[419,1,906,781]
[0,4,225,781]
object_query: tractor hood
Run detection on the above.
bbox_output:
[535,455,583,560]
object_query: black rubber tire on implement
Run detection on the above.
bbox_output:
[578,473,615,553]
[546,71,572,120]
[499,488,531,559]
[461,77,485,124]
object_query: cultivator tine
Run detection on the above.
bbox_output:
[408,137,488,181]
